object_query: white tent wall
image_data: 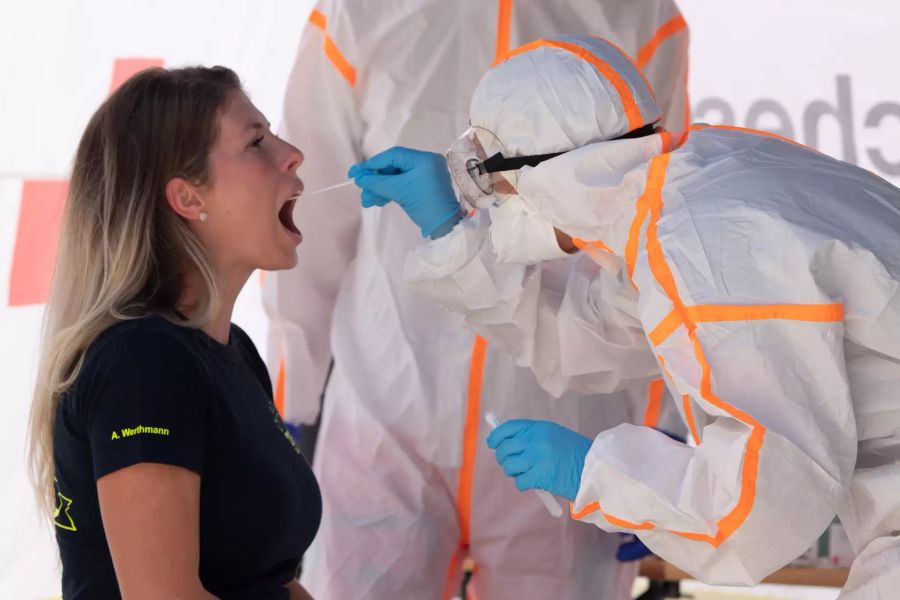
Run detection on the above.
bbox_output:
[1,2,896,597]
[680,0,900,185]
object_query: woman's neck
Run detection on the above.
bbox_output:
[178,266,250,345]
[203,298,237,345]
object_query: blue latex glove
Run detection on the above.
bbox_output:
[486,419,592,501]
[617,534,654,561]
[348,147,462,238]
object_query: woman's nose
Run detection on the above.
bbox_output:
[284,143,303,173]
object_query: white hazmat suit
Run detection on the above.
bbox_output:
[406,35,900,598]
[264,3,689,598]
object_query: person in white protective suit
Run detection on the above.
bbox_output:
[263,2,690,599]
[349,34,900,599]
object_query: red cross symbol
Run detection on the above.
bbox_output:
[8,58,164,306]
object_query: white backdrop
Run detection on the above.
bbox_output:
[1,1,897,597]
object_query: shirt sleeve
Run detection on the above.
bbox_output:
[79,327,212,480]
[572,307,855,585]
[404,213,660,397]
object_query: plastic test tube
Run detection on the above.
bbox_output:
[484,411,564,518]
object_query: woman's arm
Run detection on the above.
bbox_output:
[98,463,218,600]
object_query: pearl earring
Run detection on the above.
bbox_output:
[199,211,208,222]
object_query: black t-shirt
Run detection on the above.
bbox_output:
[53,316,321,599]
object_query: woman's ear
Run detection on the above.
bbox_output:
[165,177,206,222]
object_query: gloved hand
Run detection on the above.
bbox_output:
[486,419,593,501]
[348,147,463,238]
[616,534,654,562]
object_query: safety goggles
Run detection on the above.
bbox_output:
[445,123,658,210]
[446,126,565,210]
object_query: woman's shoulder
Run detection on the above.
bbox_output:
[62,316,211,423]
[87,315,199,365]
[74,316,211,392]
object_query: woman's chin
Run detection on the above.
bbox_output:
[269,248,301,272]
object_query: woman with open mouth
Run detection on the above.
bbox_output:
[27,65,318,600]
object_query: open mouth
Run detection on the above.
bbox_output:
[279,192,302,236]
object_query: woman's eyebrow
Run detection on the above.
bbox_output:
[245,121,272,133]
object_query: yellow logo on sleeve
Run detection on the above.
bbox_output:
[110,425,170,440]
[53,490,77,532]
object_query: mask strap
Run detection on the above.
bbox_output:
[480,151,565,173]
[478,123,659,174]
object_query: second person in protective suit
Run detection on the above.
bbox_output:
[350,34,900,600]
[266,2,691,598]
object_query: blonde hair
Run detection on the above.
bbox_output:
[28,66,242,514]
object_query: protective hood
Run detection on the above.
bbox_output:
[469,35,662,157]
